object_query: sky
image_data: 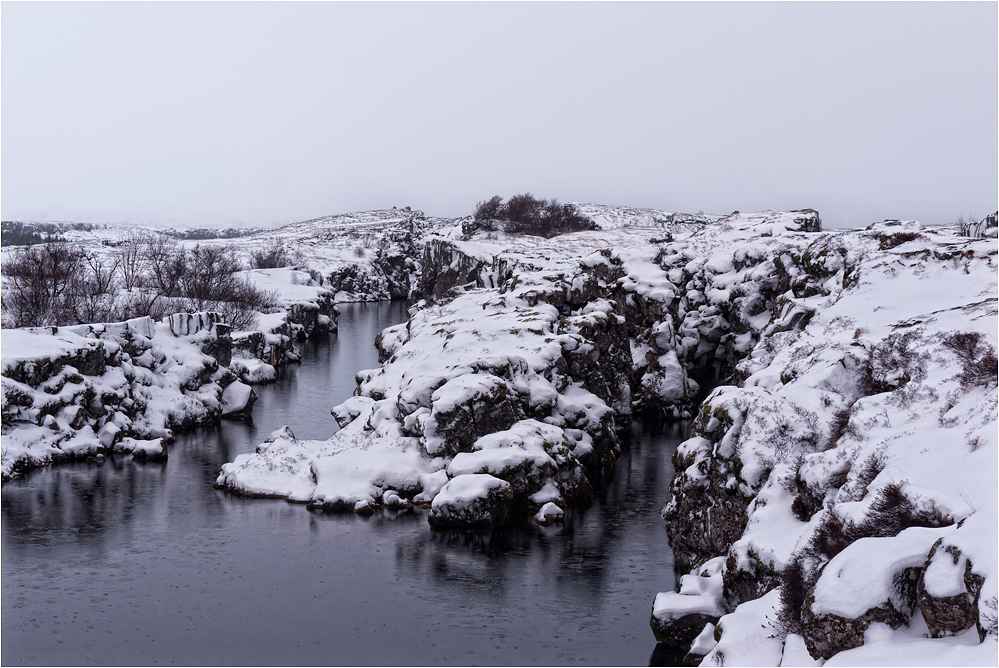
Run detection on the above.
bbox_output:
[2,2,996,229]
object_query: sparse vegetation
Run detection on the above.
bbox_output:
[471,193,598,239]
[877,231,922,250]
[250,240,291,269]
[776,479,950,635]
[2,239,276,330]
[943,330,999,388]
[0,221,66,246]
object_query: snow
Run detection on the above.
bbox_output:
[701,589,785,666]
[433,473,511,506]
[812,526,953,618]
[221,380,255,415]
[652,556,727,623]
[780,635,822,667]
[2,313,249,479]
[824,621,997,667]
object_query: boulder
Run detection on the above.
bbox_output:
[427,473,514,529]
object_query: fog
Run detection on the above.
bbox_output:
[2,2,996,229]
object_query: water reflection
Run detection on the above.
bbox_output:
[2,302,682,666]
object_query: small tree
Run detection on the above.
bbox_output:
[117,236,150,290]
[1,243,84,327]
[145,237,187,298]
[469,193,597,238]
[473,196,504,222]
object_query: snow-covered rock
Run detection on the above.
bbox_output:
[428,473,515,529]
[652,218,997,664]
[1,312,251,479]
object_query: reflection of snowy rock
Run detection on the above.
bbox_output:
[428,474,514,529]
[534,502,564,525]
[114,437,167,461]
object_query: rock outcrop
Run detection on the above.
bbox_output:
[2,312,257,480]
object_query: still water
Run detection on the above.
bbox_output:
[2,301,681,666]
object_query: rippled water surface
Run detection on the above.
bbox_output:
[2,301,680,666]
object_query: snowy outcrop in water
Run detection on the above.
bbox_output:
[1,312,256,480]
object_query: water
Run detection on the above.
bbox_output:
[2,301,681,666]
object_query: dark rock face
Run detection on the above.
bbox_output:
[651,612,720,648]
[374,232,417,300]
[418,239,498,302]
[662,404,753,576]
[327,264,388,300]
[430,376,520,457]
[800,572,919,660]
[3,340,109,388]
[558,308,633,418]
[427,477,515,530]
[917,539,987,640]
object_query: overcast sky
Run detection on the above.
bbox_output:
[2,2,996,229]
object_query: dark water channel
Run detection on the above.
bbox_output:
[2,301,681,666]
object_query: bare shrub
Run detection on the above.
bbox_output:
[250,241,291,269]
[824,407,855,450]
[116,237,150,290]
[473,195,504,222]
[69,250,123,324]
[1,243,83,327]
[862,330,928,394]
[469,193,598,239]
[878,231,922,250]
[178,244,276,330]
[145,237,187,298]
[943,331,999,388]
[775,558,808,635]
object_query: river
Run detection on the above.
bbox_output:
[1,301,682,666]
